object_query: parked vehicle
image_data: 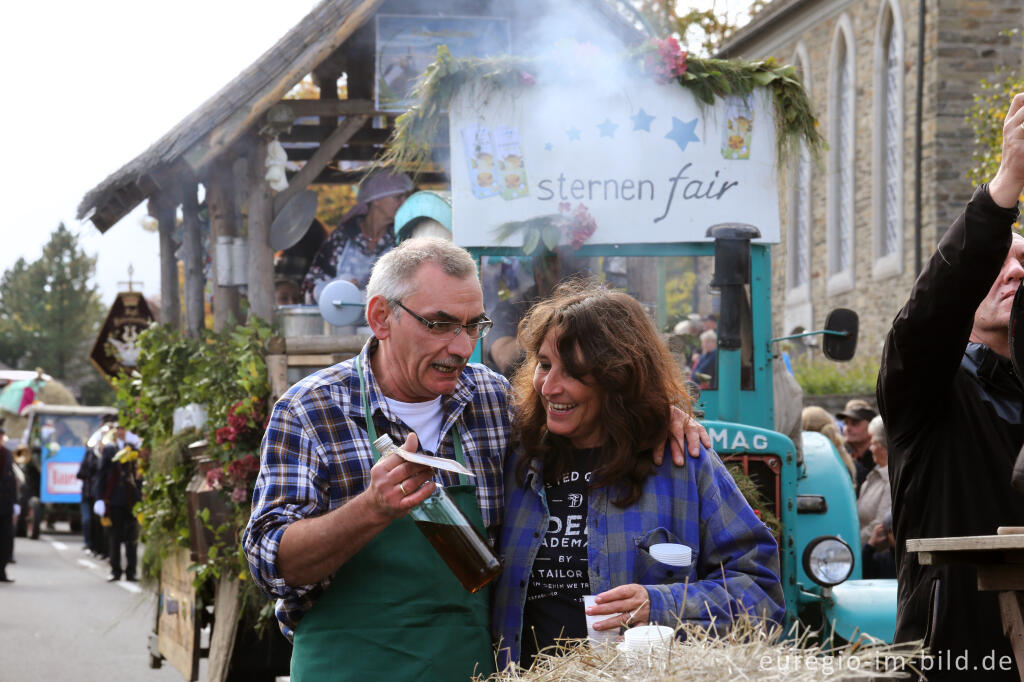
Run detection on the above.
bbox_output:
[13,404,117,538]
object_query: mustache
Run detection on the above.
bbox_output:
[433,356,468,369]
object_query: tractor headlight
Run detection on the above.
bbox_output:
[802,535,854,587]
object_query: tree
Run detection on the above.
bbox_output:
[0,224,107,392]
[634,0,768,55]
[966,29,1024,217]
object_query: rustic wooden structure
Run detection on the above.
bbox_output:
[76,0,644,336]
[76,2,646,679]
[908,531,1024,680]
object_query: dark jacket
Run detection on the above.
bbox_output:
[0,446,15,516]
[98,444,140,509]
[77,448,100,500]
[878,184,1024,679]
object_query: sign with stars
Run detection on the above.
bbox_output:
[449,79,780,246]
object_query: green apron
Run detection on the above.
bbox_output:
[290,356,495,681]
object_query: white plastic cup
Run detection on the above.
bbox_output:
[583,595,619,643]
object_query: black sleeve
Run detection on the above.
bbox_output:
[878,184,1019,445]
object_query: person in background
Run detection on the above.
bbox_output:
[487,248,588,377]
[0,425,16,582]
[492,281,784,670]
[801,405,857,484]
[97,425,141,582]
[302,170,413,301]
[834,399,877,493]
[77,433,101,555]
[858,416,891,570]
[691,329,718,388]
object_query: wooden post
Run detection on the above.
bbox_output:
[207,160,241,331]
[247,138,275,323]
[148,192,181,332]
[181,181,205,338]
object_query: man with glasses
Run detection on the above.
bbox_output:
[243,237,707,680]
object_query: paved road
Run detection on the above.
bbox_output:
[0,528,200,681]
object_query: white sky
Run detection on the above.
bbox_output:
[0,0,752,308]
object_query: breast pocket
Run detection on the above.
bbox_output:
[633,527,694,585]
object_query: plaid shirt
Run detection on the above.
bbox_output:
[242,340,514,639]
[301,219,396,299]
[491,444,785,667]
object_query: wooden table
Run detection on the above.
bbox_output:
[907,532,1024,680]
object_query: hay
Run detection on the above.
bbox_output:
[481,616,924,681]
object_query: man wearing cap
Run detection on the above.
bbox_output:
[0,425,15,582]
[244,237,708,681]
[877,94,1024,679]
[301,169,413,301]
[834,399,877,493]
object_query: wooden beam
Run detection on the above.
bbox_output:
[182,0,387,174]
[276,99,380,117]
[246,137,275,323]
[274,114,368,215]
[181,181,205,338]
[280,124,389,145]
[311,169,449,186]
[207,160,241,331]
[148,192,181,332]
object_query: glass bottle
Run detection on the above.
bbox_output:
[373,434,502,592]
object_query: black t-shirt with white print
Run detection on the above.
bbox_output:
[521,448,596,668]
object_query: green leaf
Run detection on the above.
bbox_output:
[522,228,541,255]
[541,224,561,251]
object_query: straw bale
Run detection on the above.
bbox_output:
[480,616,924,681]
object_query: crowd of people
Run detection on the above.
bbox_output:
[78,418,143,582]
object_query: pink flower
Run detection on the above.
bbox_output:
[231,486,248,504]
[242,454,260,475]
[646,37,688,84]
[519,70,536,86]
[206,468,226,490]
[558,202,571,213]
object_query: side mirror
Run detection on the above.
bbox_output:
[822,308,858,361]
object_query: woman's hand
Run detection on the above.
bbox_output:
[587,584,651,630]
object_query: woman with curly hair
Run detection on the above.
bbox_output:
[491,280,784,669]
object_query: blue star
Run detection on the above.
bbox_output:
[665,116,700,151]
[631,108,655,132]
[597,118,618,138]
[566,126,581,141]
[544,142,553,151]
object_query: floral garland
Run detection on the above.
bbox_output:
[382,41,823,175]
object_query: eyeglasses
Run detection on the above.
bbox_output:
[392,301,493,340]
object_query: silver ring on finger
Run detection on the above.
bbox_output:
[399,481,408,496]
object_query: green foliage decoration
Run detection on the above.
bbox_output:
[381,43,823,177]
[112,316,274,618]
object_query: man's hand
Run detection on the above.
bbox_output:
[868,523,890,551]
[366,433,435,519]
[587,584,651,630]
[989,93,1024,209]
[653,406,711,466]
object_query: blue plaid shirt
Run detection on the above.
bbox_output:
[491,443,785,667]
[242,340,514,639]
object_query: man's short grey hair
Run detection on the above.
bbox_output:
[868,415,887,449]
[699,329,717,345]
[366,237,479,304]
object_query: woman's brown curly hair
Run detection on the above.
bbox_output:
[511,278,692,507]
